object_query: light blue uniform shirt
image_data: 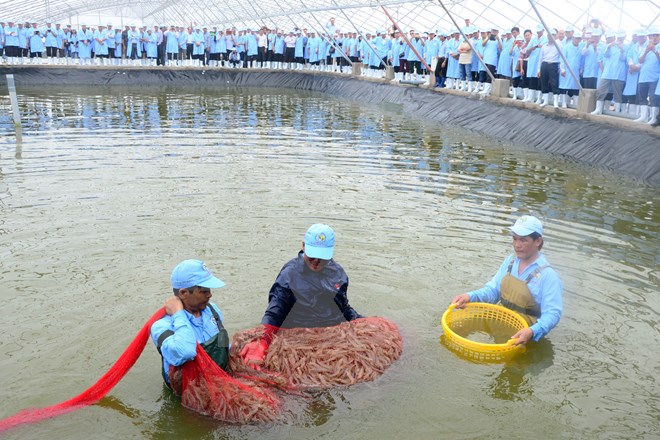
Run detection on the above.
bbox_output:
[600,44,627,81]
[560,42,583,90]
[18,27,29,49]
[44,26,58,47]
[468,253,563,341]
[29,33,45,52]
[407,37,424,62]
[638,42,660,83]
[582,42,604,79]
[151,303,225,382]
[4,25,19,46]
[497,38,514,76]
[482,38,499,66]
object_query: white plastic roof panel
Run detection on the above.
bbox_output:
[0,0,657,36]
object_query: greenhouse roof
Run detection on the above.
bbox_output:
[1,0,657,36]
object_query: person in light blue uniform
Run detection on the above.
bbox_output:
[106,25,116,63]
[524,25,547,102]
[69,28,79,60]
[151,259,229,387]
[452,216,562,345]
[373,31,391,71]
[559,32,584,108]
[424,31,439,76]
[359,32,371,67]
[191,27,204,66]
[245,30,258,68]
[43,21,59,62]
[592,31,629,114]
[407,32,424,76]
[307,31,321,66]
[634,27,660,123]
[114,27,123,62]
[145,28,158,64]
[510,33,524,98]
[29,28,45,63]
[477,29,501,95]
[4,21,20,63]
[165,26,179,65]
[93,25,109,64]
[622,30,643,116]
[581,29,603,89]
[294,30,306,67]
[125,25,142,62]
[272,30,285,67]
[17,22,29,63]
[470,30,481,83]
[77,24,94,64]
[497,30,514,79]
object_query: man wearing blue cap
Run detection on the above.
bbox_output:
[240,224,363,369]
[451,216,563,346]
[151,259,229,387]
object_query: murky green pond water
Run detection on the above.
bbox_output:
[0,87,658,439]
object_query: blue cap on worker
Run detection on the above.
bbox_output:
[509,215,543,237]
[304,224,335,260]
[171,259,226,289]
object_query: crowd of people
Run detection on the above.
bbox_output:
[1,16,658,124]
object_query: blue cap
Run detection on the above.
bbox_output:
[304,224,335,260]
[509,216,543,237]
[171,259,225,289]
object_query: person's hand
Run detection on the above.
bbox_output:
[240,339,268,370]
[164,295,184,315]
[451,293,471,309]
[511,327,534,346]
[561,69,566,77]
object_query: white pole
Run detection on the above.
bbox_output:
[6,74,21,128]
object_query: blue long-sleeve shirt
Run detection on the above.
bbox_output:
[261,251,362,329]
[151,303,225,382]
[468,253,562,341]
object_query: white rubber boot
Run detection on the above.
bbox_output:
[561,94,568,108]
[634,105,649,123]
[591,100,604,115]
[553,94,559,108]
[521,88,530,102]
[446,78,454,89]
[534,90,543,105]
[648,107,659,125]
[628,104,638,117]
[479,83,492,96]
[613,102,621,113]
[539,93,549,107]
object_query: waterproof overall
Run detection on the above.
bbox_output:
[499,260,548,325]
[157,305,230,390]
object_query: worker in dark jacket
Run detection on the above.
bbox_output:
[240,224,362,369]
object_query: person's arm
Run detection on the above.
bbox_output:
[150,296,197,367]
[333,281,363,321]
[527,269,562,341]
[240,281,295,369]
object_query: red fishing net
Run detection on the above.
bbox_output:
[0,307,167,433]
[0,312,402,432]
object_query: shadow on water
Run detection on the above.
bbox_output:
[487,339,555,401]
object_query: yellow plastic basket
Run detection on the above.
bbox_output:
[441,303,528,362]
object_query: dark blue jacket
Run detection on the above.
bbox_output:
[261,251,362,328]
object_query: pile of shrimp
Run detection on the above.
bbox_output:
[171,317,402,423]
[229,317,403,389]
